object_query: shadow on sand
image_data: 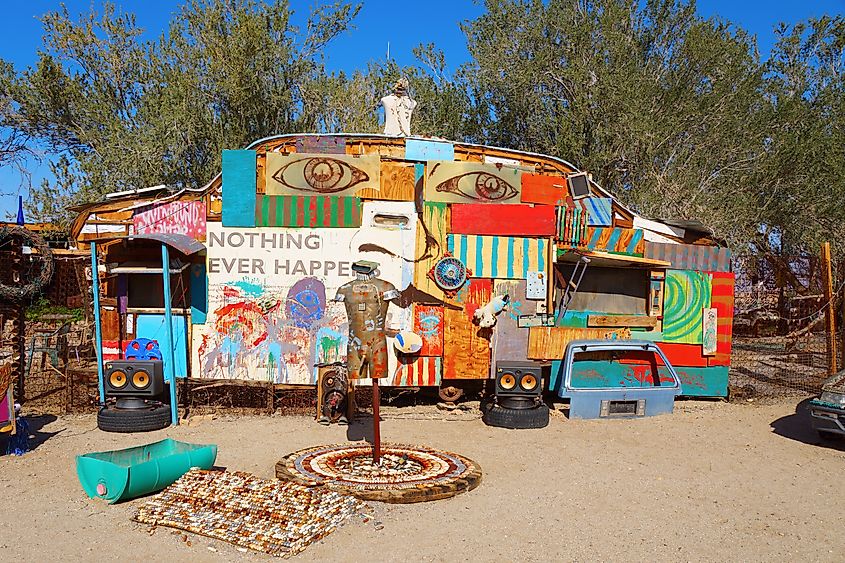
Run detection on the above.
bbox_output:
[0,414,62,455]
[770,398,845,452]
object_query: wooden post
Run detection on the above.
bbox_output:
[821,242,837,375]
[372,378,381,464]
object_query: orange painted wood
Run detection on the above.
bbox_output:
[450,203,556,236]
[443,279,492,379]
[413,305,444,356]
[656,342,708,367]
[709,272,735,367]
[521,173,570,205]
[527,327,631,360]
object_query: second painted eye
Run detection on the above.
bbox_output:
[271,157,370,193]
[435,172,518,201]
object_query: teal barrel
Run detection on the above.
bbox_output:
[76,438,217,504]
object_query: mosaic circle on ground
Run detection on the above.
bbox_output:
[275,443,482,503]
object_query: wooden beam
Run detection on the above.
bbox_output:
[587,315,659,328]
[821,241,837,375]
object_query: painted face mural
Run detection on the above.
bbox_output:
[286,277,327,329]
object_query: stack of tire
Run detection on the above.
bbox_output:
[482,396,549,429]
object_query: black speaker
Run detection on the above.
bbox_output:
[104,360,165,397]
[495,361,543,398]
[316,363,350,425]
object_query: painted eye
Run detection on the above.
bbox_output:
[435,172,518,201]
[271,156,370,193]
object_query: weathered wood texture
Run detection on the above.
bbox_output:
[255,195,362,227]
[520,173,569,205]
[708,272,735,367]
[356,162,416,201]
[587,315,659,328]
[443,279,492,379]
[447,235,549,279]
[526,327,631,360]
[413,202,451,302]
[644,241,732,272]
[295,136,347,154]
[412,304,444,356]
[425,161,523,204]
[492,280,530,365]
[450,204,556,236]
[391,356,442,387]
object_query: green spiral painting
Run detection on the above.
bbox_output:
[663,270,712,343]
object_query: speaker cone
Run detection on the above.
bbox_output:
[520,373,538,391]
[325,376,335,387]
[132,370,151,389]
[109,370,128,389]
[499,372,516,390]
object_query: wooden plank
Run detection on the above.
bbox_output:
[265,153,380,196]
[644,241,732,272]
[443,279,492,379]
[587,315,659,328]
[425,161,523,204]
[655,342,709,367]
[822,241,837,375]
[520,173,569,205]
[582,227,645,256]
[221,150,256,227]
[527,327,632,360]
[404,139,454,161]
[709,272,735,366]
[357,161,415,201]
[447,235,548,279]
[295,135,347,154]
[391,356,442,387]
[254,195,362,228]
[412,305,444,356]
[450,204,556,236]
[578,197,612,226]
[413,202,450,302]
[492,279,530,365]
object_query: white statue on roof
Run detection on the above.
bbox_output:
[380,78,416,137]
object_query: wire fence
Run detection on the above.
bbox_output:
[729,252,843,397]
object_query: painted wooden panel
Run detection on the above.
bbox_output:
[702,308,718,355]
[391,356,442,386]
[265,152,380,196]
[656,342,708,367]
[450,204,556,236]
[190,262,207,325]
[709,272,735,366]
[645,242,731,273]
[674,365,729,397]
[356,162,416,201]
[588,315,659,328]
[425,161,523,204]
[557,207,589,246]
[414,202,450,302]
[582,227,644,256]
[527,327,631,360]
[413,305,444,356]
[222,149,256,227]
[134,200,206,240]
[443,279,492,379]
[405,138,454,161]
[578,197,612,226]
[255,195,362,228]
[447,235,548,279]
[492,279,531,365]
[521,173,569,205]
[295,136,346,154]
[136,314,189,378]
[663,270,712,344]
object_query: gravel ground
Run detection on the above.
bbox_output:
[1,397,843,562]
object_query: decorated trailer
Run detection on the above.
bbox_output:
[72,134,734,402]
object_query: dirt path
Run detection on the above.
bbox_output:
[1,398,843,562]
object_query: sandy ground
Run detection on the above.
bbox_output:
[1,397,844,562]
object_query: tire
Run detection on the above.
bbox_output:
[97,405,171,433]
[482,402,549,429]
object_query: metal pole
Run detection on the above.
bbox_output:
[372,378,381,464]
[161,244,179,425]
[90,242,105,405]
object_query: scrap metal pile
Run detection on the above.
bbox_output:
[135,468,366,557]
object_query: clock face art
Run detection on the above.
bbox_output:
[432,256,468,292]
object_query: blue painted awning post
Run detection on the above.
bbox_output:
[161,244,179,425]
[90,242,105,405]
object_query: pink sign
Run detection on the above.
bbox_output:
[134,200,206,240]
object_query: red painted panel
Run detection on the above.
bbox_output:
[521,174,570,205]
[709,272,735,366]
[450,203,556,236]
[656,342,708,367]
[413,305,444,356]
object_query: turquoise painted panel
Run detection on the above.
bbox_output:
[581,197,612,226]
[673,366,729,397]
[405,139,454,161]
[136,314,188,378]
[190,263,207,324]
[222,149,256,227]
[556,311,591,328]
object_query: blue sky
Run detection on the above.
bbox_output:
[1,0,843,218]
